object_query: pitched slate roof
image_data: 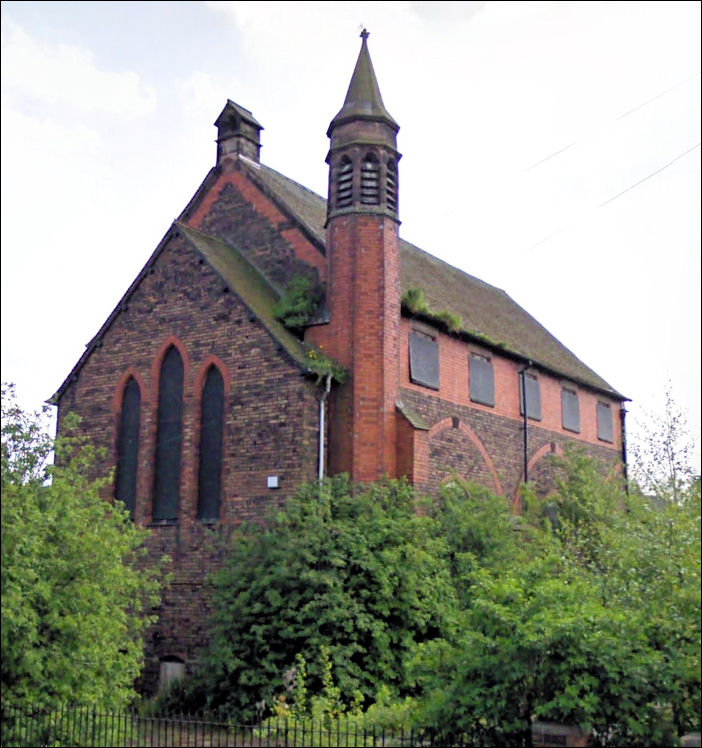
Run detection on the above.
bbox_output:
[51,221,324,402]
[250,161,625,400]
[176,223,311,370]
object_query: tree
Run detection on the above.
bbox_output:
[411,458,701,747]
[628,383,698,504]
[1,384,162,711]
[189,476,457,721]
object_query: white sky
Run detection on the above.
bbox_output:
[2,1,700,470]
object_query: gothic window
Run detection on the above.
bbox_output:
[409,330,439,390]
[597,401,613,443]
[336,157,353,208]
[360,152,380,205]
[386,159,398,213]
[153,346,184,521]
[115,376,140,520]
[469,353,494,406]
[561,387,580,433]
[197,365,224,521]
[519,371,542,421]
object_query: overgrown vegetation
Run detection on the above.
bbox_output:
[273,274,323,332]
[3,380,699,747]
[179,477,455,720]
[164,450,699,746]
[1,385,163,716]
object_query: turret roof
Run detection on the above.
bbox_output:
[328,29,399,135]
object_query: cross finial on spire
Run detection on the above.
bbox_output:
[360,28,369,41]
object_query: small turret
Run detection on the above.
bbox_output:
[214,100,263,166]
[326,30,401,221]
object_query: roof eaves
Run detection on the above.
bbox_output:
[175,223,315,374]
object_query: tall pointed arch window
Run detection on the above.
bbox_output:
[360,152,380,205]
[153,346,184,521]
[197,365,224,521]
[386,159,398,214]
[115,376,141,520]
[336,157,353,208]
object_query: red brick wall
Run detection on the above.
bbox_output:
[396,317,622,499]
[309,214,401,483]
[186,168,326,289]
[57,230,322,691]
[399,317,623,449]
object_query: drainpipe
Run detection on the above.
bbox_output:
[620,404,629,495]
[318,374,332,485]
[518,362,533,485]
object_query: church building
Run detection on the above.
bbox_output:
[53,31,627,690]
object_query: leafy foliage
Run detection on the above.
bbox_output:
[411,458,701,746]
[190,476,456,721]
[153,436,699,745]
[1,384,162,713]
[273,274,323,332]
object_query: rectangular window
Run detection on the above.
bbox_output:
[561,388,580,433]
[597,401,613,442]
[409,330,439,390]
[519,372,541,421]
[470,353,495,406]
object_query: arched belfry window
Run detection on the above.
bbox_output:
[153,346,184,521]
[386,159,398,214]
[336,157,353,209]
[197,365,224,521]
[360,152,380,205]
[115,376,141,520]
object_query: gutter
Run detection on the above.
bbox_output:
[620,404,629,494]
[318,374,332,484]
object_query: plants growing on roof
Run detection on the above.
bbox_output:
[273,274,323,333]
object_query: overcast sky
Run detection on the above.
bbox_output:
[2,1,700,470]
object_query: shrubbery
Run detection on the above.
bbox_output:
[172,453,700,746]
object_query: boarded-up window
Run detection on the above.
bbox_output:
[470,353,495,406]
[561,388,580,433]
[409,331,439,390]
[159,657,185,693]
[519,372,542,421]
[198,366,224,521]
[153,346,184,521]
[115,376,140,520]
[597,401,613,442]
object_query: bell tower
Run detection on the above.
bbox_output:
[319,29,402,482]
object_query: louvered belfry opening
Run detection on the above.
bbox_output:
[386,159,398,214]
[360,152,380,205]
[336,157,353,208]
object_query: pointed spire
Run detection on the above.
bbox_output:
[328,29,398,135]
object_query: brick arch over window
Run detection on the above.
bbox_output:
[114,373,142,520]
[195,358,229,521]
[153,343,186,521]
[428,418,503,495]
[511,442,565,512]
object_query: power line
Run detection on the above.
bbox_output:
[526,72,701,172]
[618,72,701,120]
[525,141,700,251]
[599,142,700,208]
